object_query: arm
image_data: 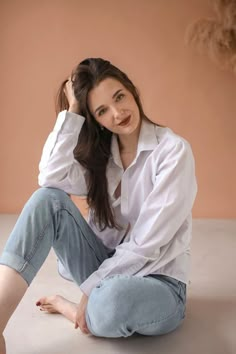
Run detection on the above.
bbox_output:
[74,294,91,334]
[80,139,198,295]
[38,80,88,196]
[38,111,87,195]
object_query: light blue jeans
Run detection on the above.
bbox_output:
[0,187,186,338]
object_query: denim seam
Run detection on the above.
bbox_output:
[0,251,38,276]
[4,190,66,274]
[18,259,38,274]
[98,274,184,332]
[51,189,108,263]
[20,194,103,274]
[20,198,65,270]
[57,207,106,264]
[22,193,92,262]
[23,215,56,267]
[132,304,182,333]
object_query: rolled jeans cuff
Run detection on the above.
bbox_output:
[0,251,37,285]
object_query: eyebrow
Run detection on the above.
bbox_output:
[94,89,123,115]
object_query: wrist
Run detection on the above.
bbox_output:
[68,104,80,114]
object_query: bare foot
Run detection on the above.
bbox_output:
[0,334,6,354]
[36,295,78,323]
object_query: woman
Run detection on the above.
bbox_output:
[0,58,197,352]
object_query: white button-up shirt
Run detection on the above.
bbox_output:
[38,110,197,295]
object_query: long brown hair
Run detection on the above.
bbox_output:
[56,58,148,231]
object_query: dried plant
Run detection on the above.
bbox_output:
[186,0,236,72]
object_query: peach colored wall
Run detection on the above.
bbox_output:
[0,0,235,218]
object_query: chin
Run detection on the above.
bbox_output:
[124,124,138,136]
[131,118,141,131]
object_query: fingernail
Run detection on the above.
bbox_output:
[36,301,41,306]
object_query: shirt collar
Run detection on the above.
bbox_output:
[110,118,159,167]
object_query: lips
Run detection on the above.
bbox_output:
[118,115,131,126]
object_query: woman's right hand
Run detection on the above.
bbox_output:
[64,78,80,114]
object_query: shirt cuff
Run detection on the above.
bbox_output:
[80,271,103,296]
[54,110,85,134]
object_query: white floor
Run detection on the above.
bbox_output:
[0,215,236,354]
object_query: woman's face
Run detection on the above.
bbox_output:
[88,78,141,136]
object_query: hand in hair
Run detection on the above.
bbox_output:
[64,78,80,114]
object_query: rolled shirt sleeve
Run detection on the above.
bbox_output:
[80,139,197,295]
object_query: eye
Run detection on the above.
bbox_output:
[116,93,125,102]
[98,107,107,116]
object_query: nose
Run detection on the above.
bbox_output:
[111,106,124,121]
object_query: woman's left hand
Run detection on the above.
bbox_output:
[75,294,91,334]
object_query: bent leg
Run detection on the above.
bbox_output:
[0,187,111,338]
[0,187,111,287]
[86,274,186,338]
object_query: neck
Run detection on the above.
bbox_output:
[118,124,141,154]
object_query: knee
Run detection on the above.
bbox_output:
[86,275,134,337]
[25,187,70,213]
[31,187,69,204]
